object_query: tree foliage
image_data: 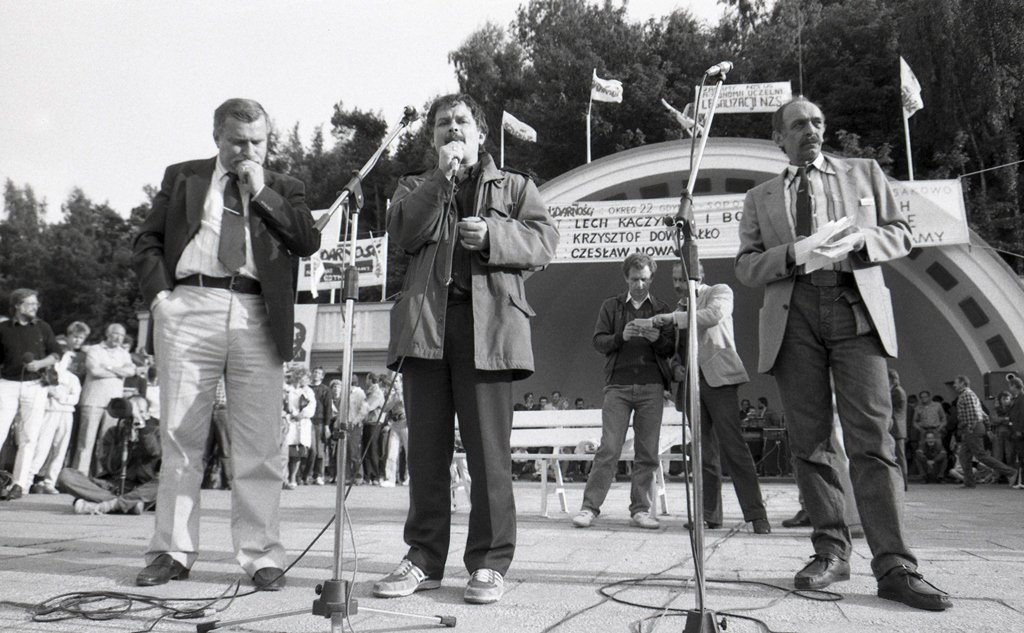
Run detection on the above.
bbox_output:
[4,0,1024,332]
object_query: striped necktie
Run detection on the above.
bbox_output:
[218,172,246,272]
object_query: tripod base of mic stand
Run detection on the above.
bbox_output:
[683,609,722,633]
[195,577,456,632]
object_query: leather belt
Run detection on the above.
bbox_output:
[795,270,856,287]
[177,274,262,295]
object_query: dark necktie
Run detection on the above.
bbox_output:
[218,173,246,272]
[795,166,812,238]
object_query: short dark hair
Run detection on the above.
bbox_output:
[9,288,37,316]
[623,253,656,277]
[214,98,269,139]
[758,397,768,406]
[426,93,489,137]
[66,321,90,337]
[771,96,820,135]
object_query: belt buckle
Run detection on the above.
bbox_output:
[228,275,242,293]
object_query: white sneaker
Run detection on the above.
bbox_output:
[380,479,396,488]
[572,509,595,528]
[464,569,504,604]
[373,559,441,598]
[630,511,660,530]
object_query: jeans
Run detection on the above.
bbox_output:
[581,383,664,517]
[773,280,914,579]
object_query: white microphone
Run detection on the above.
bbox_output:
[704,61,734,77]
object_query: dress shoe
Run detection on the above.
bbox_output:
[751,518,771,534]
[136,554,189,586]
[794,553,850,590]
[782,509,810,528]
[877,565,952,611]
[253,567,286,591]
[6,484,23,500]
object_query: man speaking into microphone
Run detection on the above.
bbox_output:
[132,98,319,590]
[374,93,557,605]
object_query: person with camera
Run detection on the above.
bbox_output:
[57,395,161,515]
[0,288,62,501]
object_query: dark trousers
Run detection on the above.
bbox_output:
[361,424,383,481]
[202,405,232,489]
[697,376,766,524]
[773,280,914,579]
[57,467,159,511]
[958,431,1014,486]
[401,299,516,577]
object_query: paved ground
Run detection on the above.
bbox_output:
[1,478,1022,633]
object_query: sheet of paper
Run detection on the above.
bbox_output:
[795,217,854,272]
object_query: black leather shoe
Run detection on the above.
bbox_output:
[781,509,811,528]
[794,553,850,590]
[136,554,189,586]
[751,518,771,534]
[253,567,286,591]
[877,565,952,611]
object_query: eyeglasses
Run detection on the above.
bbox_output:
[20,301,40,307]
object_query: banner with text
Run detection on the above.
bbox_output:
[300,234,388,290]
[693,81,793,114]
[548,179,969,263]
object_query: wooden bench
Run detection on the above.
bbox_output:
[453,408,688,517]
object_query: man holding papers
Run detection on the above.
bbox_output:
[735,97,951,611]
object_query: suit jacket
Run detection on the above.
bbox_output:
[734,155,912,374]
[671,282,749,388]
[132,157,319,363]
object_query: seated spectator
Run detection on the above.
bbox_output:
[538,396,554,411]
[574,398,586,410]
[514,392,535,411]
[57,395,160,514]
[551,390,570,410]
[913,431,947,483]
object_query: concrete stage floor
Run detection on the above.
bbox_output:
[1,478,1022,633]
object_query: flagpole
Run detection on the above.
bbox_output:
[500,124,506,168]
[586,98,593,164]
[902,108,915,181]
[380,232,389,303]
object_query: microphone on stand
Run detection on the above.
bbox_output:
[703,61,734,78]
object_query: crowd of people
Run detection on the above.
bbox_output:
[7,94,1024,615]
[0,292,161,510]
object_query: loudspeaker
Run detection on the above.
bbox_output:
[984,371,1018,399]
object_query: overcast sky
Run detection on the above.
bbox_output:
[0,0,726,218]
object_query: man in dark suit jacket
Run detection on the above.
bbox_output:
[735,97,949,611]
[132,98,319,591]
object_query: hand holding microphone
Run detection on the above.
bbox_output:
[439,141,464,180]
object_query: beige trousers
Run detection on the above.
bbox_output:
[146,285,285,575]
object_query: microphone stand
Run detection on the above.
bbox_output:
[197,107,455,633]
[664,68,730,633]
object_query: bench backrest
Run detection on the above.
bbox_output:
[508,408,685,456]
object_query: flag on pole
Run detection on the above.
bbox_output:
[502,111,537,142]
[900,56,924,118]
[660,99,702,137]
[591,69,623,103]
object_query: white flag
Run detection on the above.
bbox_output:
[591,69,623,103]
[502,111,537,142]
[308,251,325,298]
[660,99,702,137]
[900,56,923,118]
